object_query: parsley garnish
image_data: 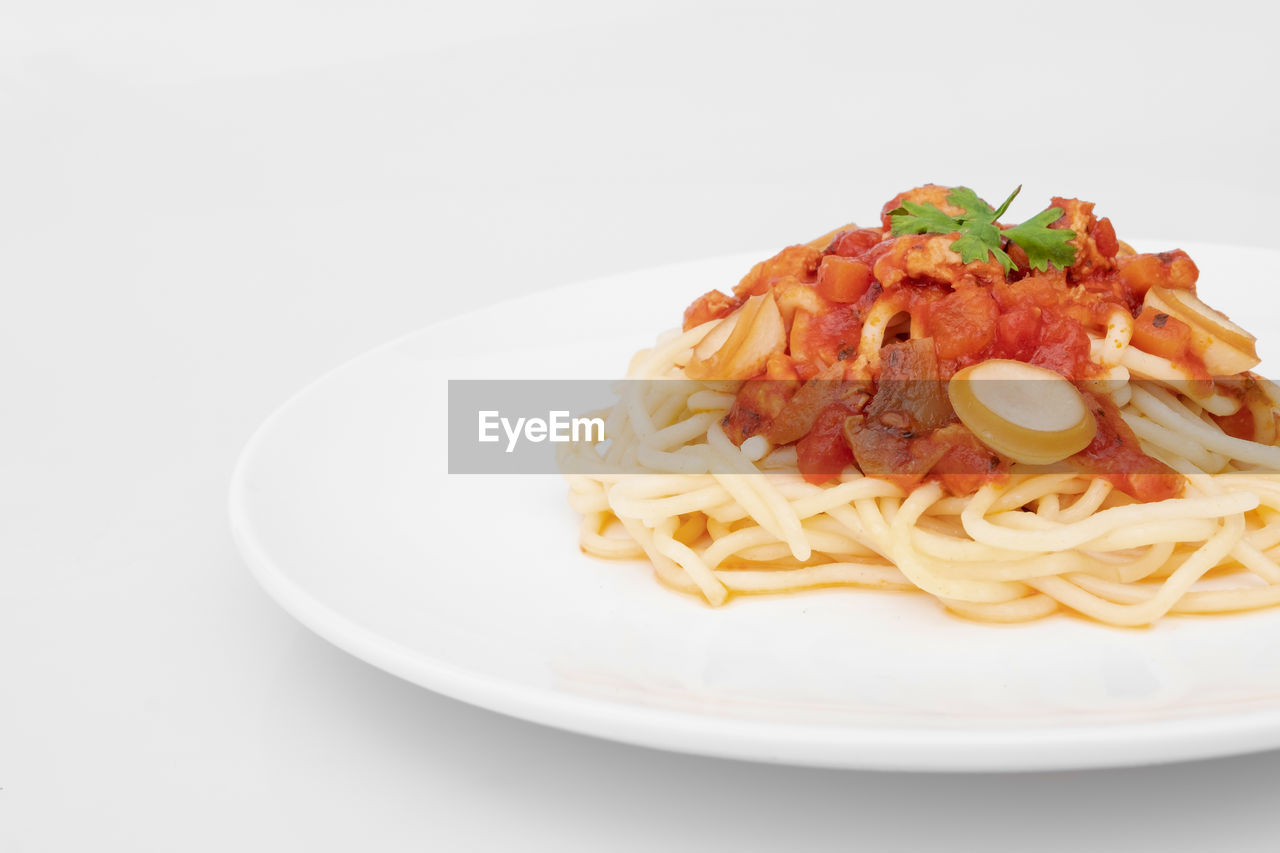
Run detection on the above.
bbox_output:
[887,185,1077,274]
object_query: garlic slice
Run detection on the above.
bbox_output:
[1143,285,1260,375]
[948,360,1098,465]
[685,292,786,380]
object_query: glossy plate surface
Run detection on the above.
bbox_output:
[230,243,1280,771]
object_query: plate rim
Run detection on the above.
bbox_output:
[229,243,1280,772]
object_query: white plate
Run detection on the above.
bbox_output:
[230,243,1280,772]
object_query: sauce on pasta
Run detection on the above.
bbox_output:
[562,185,1280,625]
[683,189,1220,500]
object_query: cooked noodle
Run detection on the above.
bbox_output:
[559,187,1280,625]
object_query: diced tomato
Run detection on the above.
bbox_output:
[1213,406,1256,441]
[859,240,895,268]
[797,403,857,484]
[1028,310,1093,379]
[1005,242,1031,272]
[923,286,998,360]
[929,424,1008,497]
[1114,255,1163,297]
[814,308,864,363]
[827,228,883,258]
[791,306,862,376]
[1164,251,1199,289]
[815,256,874,303]
[995,307,1042,361]
[993,271,1068,313]
[1091,217,1118,258]
[1131,306,1192,362]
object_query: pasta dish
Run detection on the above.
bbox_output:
[561,185,1280,625]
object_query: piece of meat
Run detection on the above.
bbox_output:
[1045,197,1114,280]
[733,245,824,298]
[873,234,1007,289]
[773,277,832,326]
[879,184,970,230]
[682,289,739,331]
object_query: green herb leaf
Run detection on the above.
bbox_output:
[1002,207,1077,273]
[887,185,1076,275]
[946,186,996,221]
[952,224,1012,269]
[887,200,964,236]
[986,185,1021,222]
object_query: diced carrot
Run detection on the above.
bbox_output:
[1131,306,1192,362]
[1116,251,1199,297]
[816,256,875,303]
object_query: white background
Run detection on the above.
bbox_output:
[5,1,1280,849]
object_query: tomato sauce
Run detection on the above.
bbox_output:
[796,403,858,483]
[1073,394,1182,502]
[685,186,1215,500]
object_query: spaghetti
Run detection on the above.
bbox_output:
[560,186,1280,625]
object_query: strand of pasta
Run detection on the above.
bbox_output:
[706,421,810,560]
[960,484,1257,553]
[561,308,1280,623]
[887,482,1032,603]
[1026,514,1245,625]
[1132,384,1280,468]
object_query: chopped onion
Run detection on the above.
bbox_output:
[685,292,786,380]
[948,360,1098,465]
